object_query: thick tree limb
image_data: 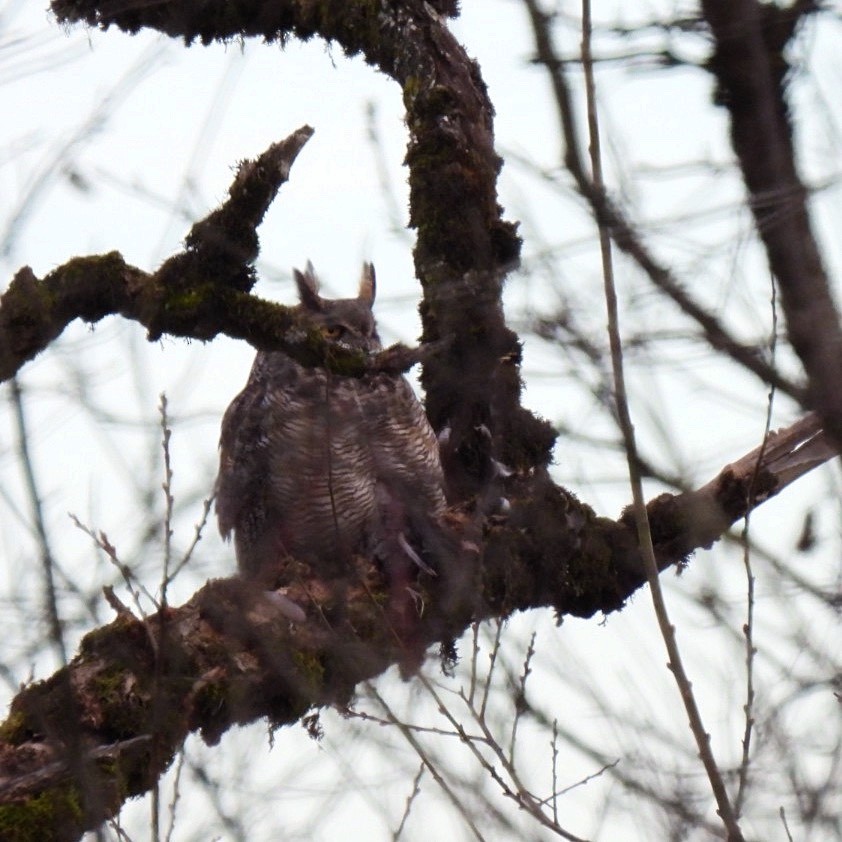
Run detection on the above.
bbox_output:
[0,414,834,840]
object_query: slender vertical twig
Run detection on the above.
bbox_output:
[164,749,185,842]
[164,494,214,585]
[152,393,179,842]
[508,632,535,763]
[550,719,560,825]
[393,764,425,840]
[9,377,67,665]
[779,806,794,842]
[479,619,504,721]
[158,393,174,610]
[736,275,778,815]
[467,622,481,707]
[579,2,744,839]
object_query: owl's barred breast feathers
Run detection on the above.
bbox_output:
[215,262,447,587]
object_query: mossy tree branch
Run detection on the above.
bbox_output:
[0,127,425,382]
[0,414,834,840]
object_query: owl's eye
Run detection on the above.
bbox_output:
[321,325,345,339]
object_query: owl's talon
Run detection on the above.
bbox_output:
[492,459,513,479]
[263,590,307,624]
[405,586,426,616]
[398,532,436,576]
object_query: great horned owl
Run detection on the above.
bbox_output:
[215,262,447,593]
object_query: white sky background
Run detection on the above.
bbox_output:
[1,0,841,840]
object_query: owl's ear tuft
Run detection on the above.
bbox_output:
[294,261,323,312]
[358,262,376,308]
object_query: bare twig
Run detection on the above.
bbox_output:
[735,275,778,815]
[158,393,174,609]
[479,620,504,722]
[164,750,185,842]
[165,495,214,585]
[579,1,744,838]
[9,377,67,664]
[553,761,620,800]
[69,514,156,617]
[551,720,560,824]
[425,676,588,841]
[467,622,481,707]
[526,697,722,835]
[507,632,535,764]
[366,684,487,842]
[393,764,425,841]
[779,806,795,842]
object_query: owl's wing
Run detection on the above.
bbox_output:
[215,369,271,541]
[366,375,446,515]
[362,374,447,570]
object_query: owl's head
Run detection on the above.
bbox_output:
[294,261,382,353]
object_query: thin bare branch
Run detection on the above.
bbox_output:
[393,764,425,841]
[9,377,67,665]
[580,0,744,836]
[366,684,487,842]
[735,276,778,816]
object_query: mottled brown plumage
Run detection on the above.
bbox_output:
[215,262,446,590]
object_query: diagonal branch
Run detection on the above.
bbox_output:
[522,0,806,404]
[700,2,842,442]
